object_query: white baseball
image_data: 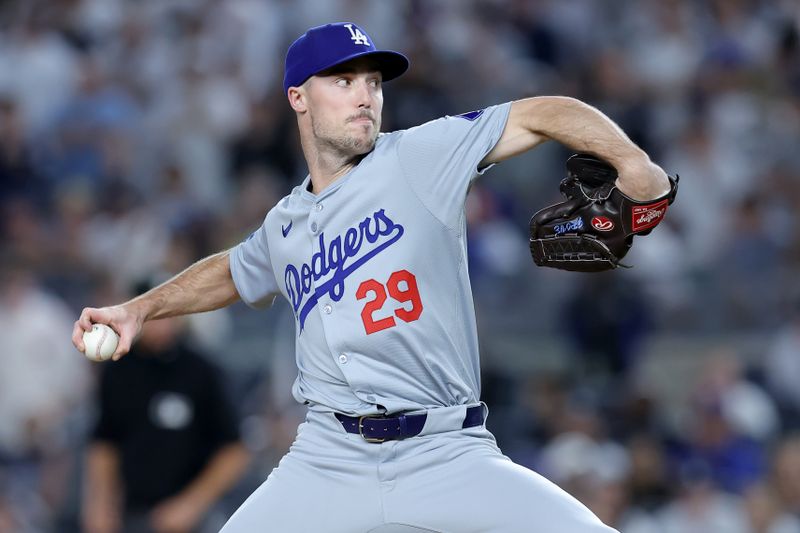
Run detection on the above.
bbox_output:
[83,323,119,362]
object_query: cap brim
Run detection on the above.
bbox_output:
[313,50,410,84]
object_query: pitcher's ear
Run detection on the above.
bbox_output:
[287,86,307,113]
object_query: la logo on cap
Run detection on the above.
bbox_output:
[344,23,370,46]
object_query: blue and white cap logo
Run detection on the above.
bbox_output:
[344,23,370,46]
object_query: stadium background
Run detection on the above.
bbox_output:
[1,0,800,531]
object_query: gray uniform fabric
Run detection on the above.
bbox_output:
[225,103,618,532]
[230,104,509,416]
[220,410,616,532]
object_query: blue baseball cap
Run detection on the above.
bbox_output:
[283,22,409,94]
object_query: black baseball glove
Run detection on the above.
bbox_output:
[529,154,679,272]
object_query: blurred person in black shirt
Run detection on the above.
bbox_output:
[81,282,249,533]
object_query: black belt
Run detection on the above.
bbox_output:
[335,405,484,443]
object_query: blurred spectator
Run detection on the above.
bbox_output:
[772,436,800,516]
[583,479,662,533]
[715,194,784,329]
[0,4,79,134]
[742,483,800,533]
[537,397,631,493]
[765,303,800,430]
[561,271,651,379]
[669,349,775,494]
[662,119,730,270]
[156,64,246,210]
[625,434,674,512]
[703,349,779,443]
[228,97,299,190]
[0,251,91,532]
[0,97,46,204]
[535,399,666,532]
[0,196,52,271]
[657,461,750,533]
[43,55,141,190]
[77,180,171,294]
[82,281,249,533]
[465,183,529,299]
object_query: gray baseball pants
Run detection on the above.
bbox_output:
[220,405,618,532]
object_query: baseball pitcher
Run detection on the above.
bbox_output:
[73,22,676,532]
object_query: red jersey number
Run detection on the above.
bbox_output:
[356,269,423,335]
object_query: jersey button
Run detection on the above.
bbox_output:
[338,354,348,364]
[314,203,323,212]
[310,222,318,233]
[323,304,332,314]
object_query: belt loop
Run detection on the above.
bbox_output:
[398,414,408,437]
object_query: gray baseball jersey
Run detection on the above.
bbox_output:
[224,105,619,533]
[230,103,510,415]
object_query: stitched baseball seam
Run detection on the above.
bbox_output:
[95,326,108,360]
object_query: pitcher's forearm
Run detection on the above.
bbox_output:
[127,250,241,321]
[525,97,669,199]
[521,97,639,163]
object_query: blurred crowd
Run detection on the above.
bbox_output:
[1,0,800,531]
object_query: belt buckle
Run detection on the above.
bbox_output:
[358,415,386,443]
